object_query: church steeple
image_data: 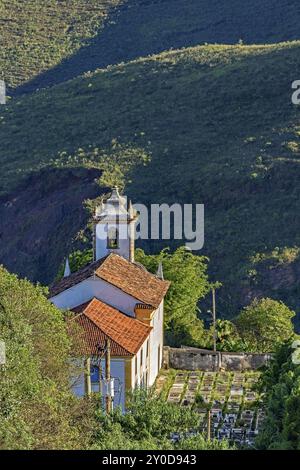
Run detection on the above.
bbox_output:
[94,188,138,262]
[64,257,71,277]
[156,261,164,280]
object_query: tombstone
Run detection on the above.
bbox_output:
[0,81,6,105]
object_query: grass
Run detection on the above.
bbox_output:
[2,0,300,92]
[158,369,177,401]
[0,0,123,89]
[1,41,300,322]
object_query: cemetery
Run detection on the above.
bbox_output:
[156,369,265,448]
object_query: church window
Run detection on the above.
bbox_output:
[107,227,119,249]
[91,365,100,384]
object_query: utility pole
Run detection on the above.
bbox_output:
[105,338,112,414]
[212,287,217,353]
[85,357,92,397]
[207,409,211,442]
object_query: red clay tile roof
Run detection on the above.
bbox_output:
[74,315,131,357]
[72,298,152,356]
[50,254,170,308]
[49,256,108,298]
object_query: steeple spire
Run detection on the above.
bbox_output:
[156,261,164,280]
[64,257,71,278]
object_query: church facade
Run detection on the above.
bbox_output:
[49,189,170,410]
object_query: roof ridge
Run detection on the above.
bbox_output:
[86,298,152,331]
[73,297,152,332]
[107,253,169,283]
[50,254,170,305]
[92,297,152,330]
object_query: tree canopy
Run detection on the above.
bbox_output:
[256,341,300,449]
[135,247,211,347]
[0,266,88,449]
[235,298,296,353]
[90,389,232,450]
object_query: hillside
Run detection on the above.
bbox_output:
[1,42,300,323]
[3,0,300,93]
[0,0,123,90]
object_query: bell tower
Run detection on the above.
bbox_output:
[94,188,138,262]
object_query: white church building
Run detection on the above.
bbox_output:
[49,189,170,410]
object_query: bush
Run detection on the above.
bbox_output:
[0,266,86,449]
[235,298,296,353]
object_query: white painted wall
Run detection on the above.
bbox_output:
[148,300,164,387]
[130,302,164,390]
[96,221,131,261]
[50,277,139,317]
[131,338,150,388]
[72,357,126,411]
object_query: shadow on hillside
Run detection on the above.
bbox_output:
[0,166,103,284]
[14,0,300,95]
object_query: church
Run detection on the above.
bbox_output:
[49,188,170,410]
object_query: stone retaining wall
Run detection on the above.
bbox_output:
[163,346,272,371]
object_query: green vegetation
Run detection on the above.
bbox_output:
[52,141,150,189]
[235,298,296,353]
[0,255,295,449]
[3,0,300,92]
[0,266,89,449]
[56,248,93,280]
[0,0,123,89]
[215,319,245,352]
[1,42,300,322]
[91,389,231,450]
[0,265,231,450]
[136,250,298,352]
[216,298,297,353]
[256,341,300,449]
[136,247,211,346]
[62,247,298,352]
[246,247,300,328]
[2,0,300,452]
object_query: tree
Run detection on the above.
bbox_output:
[135,247,211,347]
[177,435,232,450]
[214,319,244,352]
[256,341,300,450]
[0,266,87,450]
[90,389,232,450]
[235,298,295,353]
